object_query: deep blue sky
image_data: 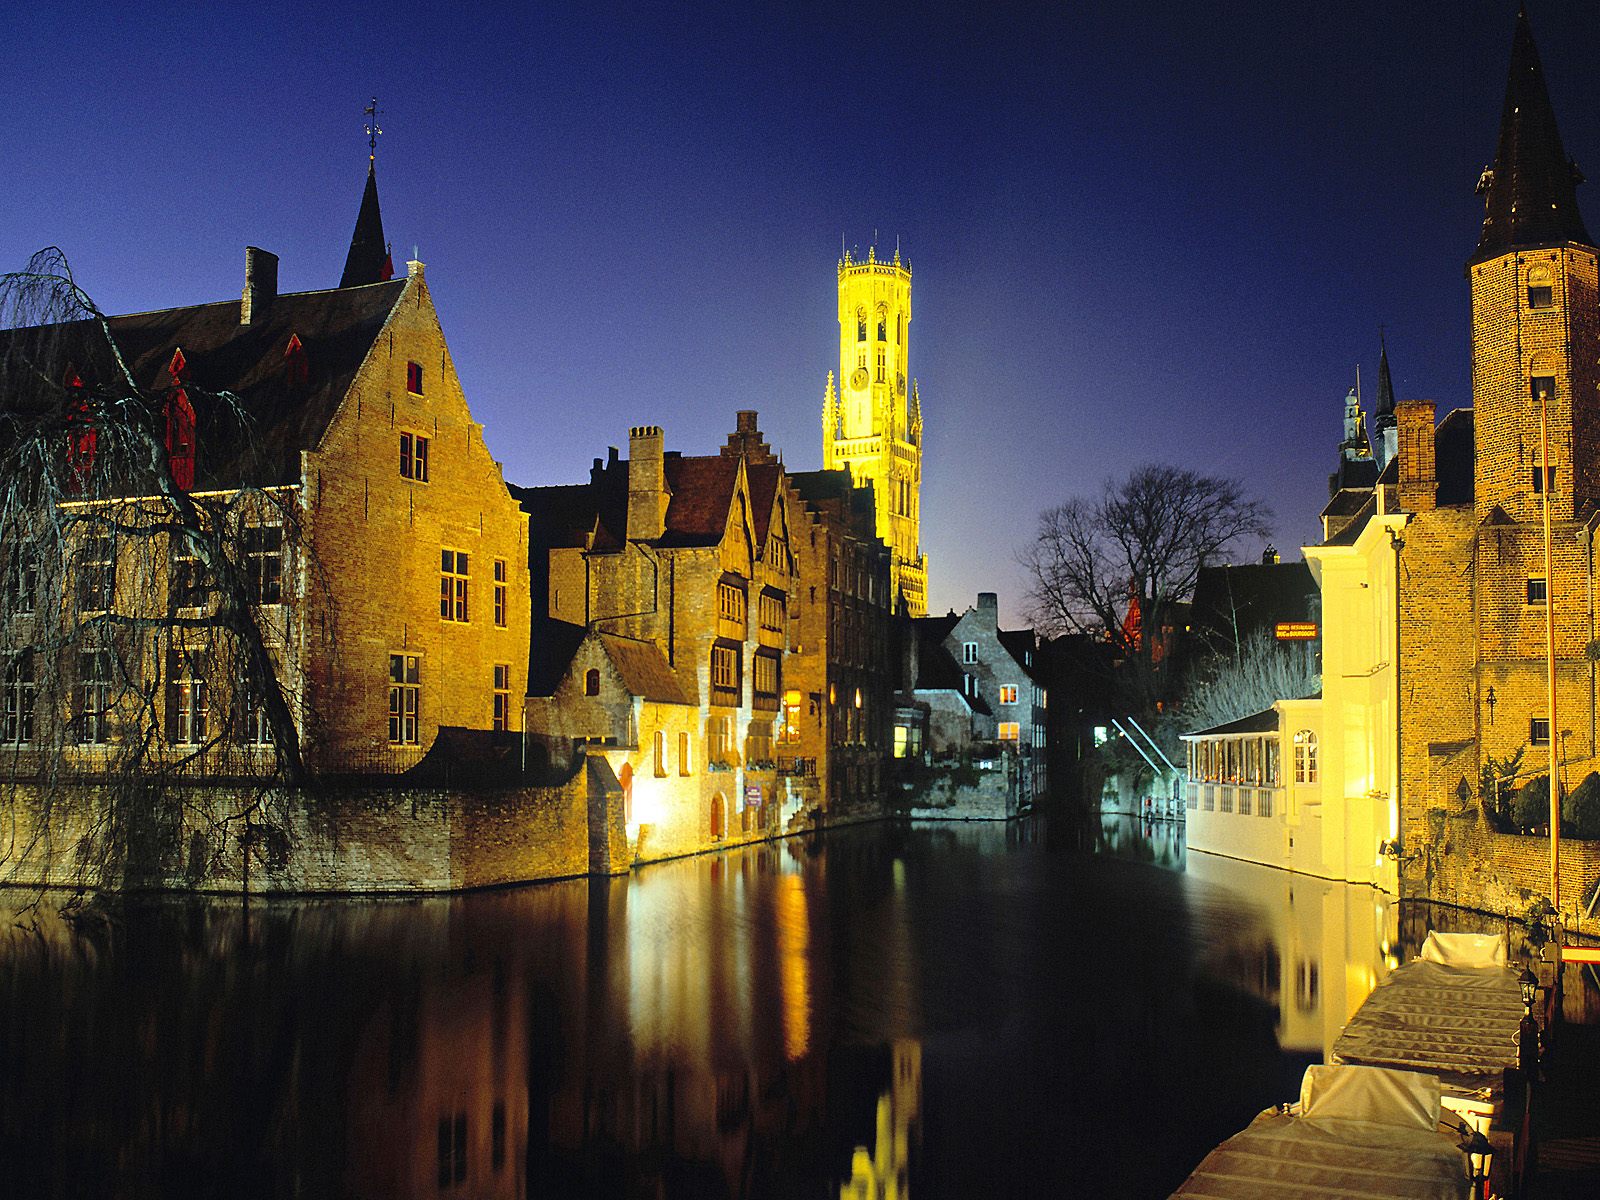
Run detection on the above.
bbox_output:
[5,1,1598,623]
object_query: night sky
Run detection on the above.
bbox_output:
[6,1,1598,624]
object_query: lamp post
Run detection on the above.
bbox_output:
[1537,386,1560,911]
[1518,965,1541,1079]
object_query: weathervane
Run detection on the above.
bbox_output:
[364,97,383,162]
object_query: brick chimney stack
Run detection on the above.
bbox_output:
[1395,399,1437,512]
[627,426,669,541]
[241,247,278,326]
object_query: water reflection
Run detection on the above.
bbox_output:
[18,815,1569,1199]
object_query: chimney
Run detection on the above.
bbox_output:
[721,409,775,462]
[627,426,669,541]
[977,592,999,626]
[1395,399,1437,512]
[241,247,278,326]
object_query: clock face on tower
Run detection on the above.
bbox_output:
[850,367,869,390]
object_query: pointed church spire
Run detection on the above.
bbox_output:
[341,162,395,288]
[1374,333,1396,418]
[1474,8,1592,262]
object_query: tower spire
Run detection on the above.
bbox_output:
[1473,8,1592,261]
[1375,331,1395,418]
[341,98,395,288]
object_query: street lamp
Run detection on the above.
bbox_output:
[1519,966,1539,1012]
[1518,965,1541,1079]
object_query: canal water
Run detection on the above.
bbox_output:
[0,813,1563,1198]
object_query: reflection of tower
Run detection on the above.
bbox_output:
[822,245,928,616]
[840,1039,921,1200]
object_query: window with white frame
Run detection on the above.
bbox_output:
[998,722,1020,741]
[400,431,430,481]
[962,642,978,664]
[76,648,114,744]
[165,647,208,745]
[1293,729,1318,783]
[2,650,35,745]
[389,653,420,745]
[76,533,115,614]
[440,550,469,622]
[998,685,1018,705]
[245,525,284,605]
[493,663,511,732]
[3,545,37,616]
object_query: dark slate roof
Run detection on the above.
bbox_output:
[526,619,588,697]
[513,480,616,550]
[1184,707,1280,738]
[746,462,782,545]
[997,628,1042,680]
[341,163,393,288]
[514,449,743,552]
[788,468,854,504]
[1,279,407,488]
[1322,492,1378,546]
[1473,10,1593,262]
[599,633,694,705]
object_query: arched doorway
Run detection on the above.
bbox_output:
[710,793,725,841]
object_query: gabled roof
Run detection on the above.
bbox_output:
[997,628,1042,681]
[599,633,694,705]
[526,619,589,697]
[662,455,740,547]
[1,279,407,488]
[746,461,782,545]
[1474,9,1593,262]
[516,450,747,552]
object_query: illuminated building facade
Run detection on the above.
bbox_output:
[822,247,927,617]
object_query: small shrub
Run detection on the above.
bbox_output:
[1566,771,1600,840]
[1514,776,1550,833]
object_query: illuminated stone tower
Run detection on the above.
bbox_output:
[1469,9,1600,525]
[822,245,927,616]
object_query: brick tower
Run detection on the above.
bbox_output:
[1469,9,1600,790]
[822,245,928,616]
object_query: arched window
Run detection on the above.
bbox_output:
[877,314,887,341]
[584,668,600,696]
[1529,350,1557,404]
[856,310,867,342]
[710,793,726,840]
[1293,730,1318,783]
[1527,263,1555,310]
[654,730,667,776]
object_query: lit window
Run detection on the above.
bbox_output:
[440,550,469,622]
[717,580,747,629]
[389,653,420,744]
[493,558,507,627]
[1527,577,1548,605]
[679,731,692,775]
[999,685,1018,705]
[780,689,802,744]
[1,650,35,745]
[998,722,1020,741]
[1293,729,1319,783]
[407,360,424,395]
[165,647,208,746]
[245,525,284,604]
[493,663,511,732]
[1093,726,1108,746]
[400,432,430,481]
[654,730,667,777]
[1531,717,1551,746]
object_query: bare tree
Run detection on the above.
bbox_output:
[1021,464,1270,710]
[0,249,323,900]
[1172,630,1320,734]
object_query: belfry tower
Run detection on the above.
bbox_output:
[822,245,927,616]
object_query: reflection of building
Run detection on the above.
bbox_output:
[839,1040,921,1200]
[1184,852,1397,1062]
[822,246,927,616]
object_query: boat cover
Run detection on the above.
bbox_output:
[1331,935,1523,1105]
[1171,1066,1470,1199]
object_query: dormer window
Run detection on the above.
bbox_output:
[406,360,424,395]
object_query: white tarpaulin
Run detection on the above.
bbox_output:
[1171,1065,1470,1199]
[1330,946,1523,1103]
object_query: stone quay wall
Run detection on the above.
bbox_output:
[0,760,630,895]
